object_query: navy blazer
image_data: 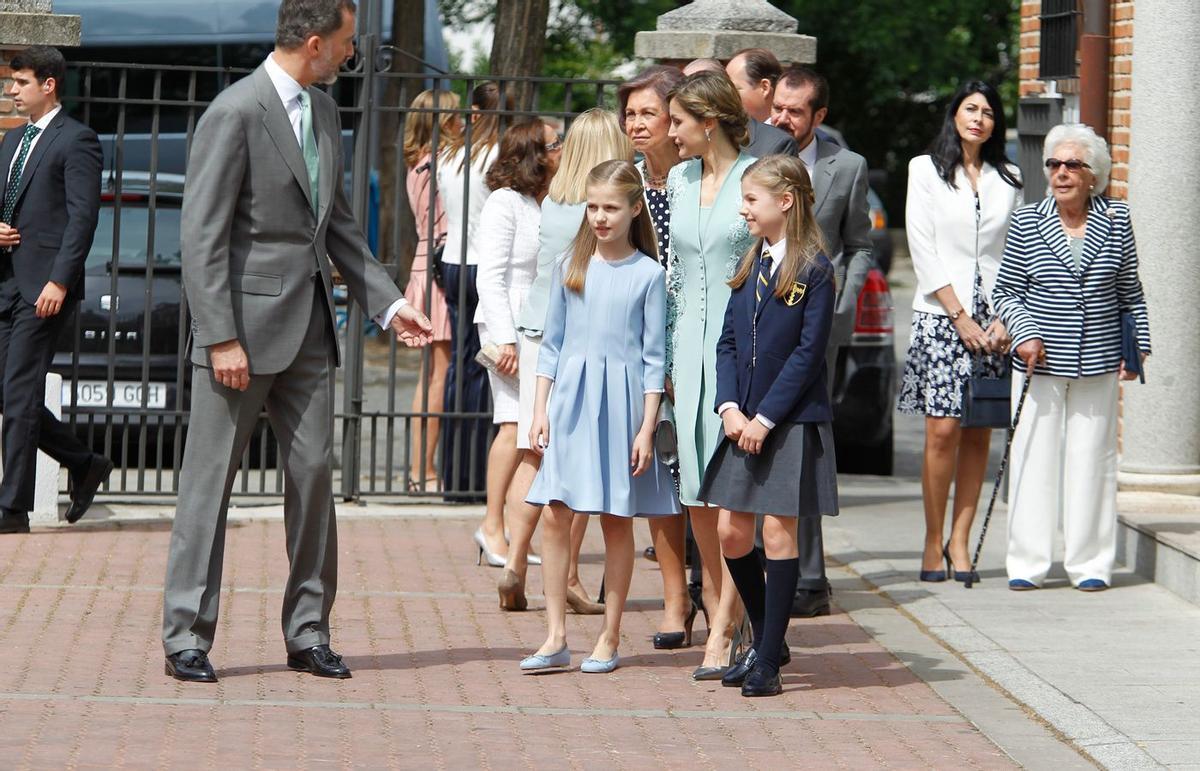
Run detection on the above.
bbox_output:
[714,251,836,425]
[0,109,102,305]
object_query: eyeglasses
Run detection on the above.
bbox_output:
[545,135,564,152]
[1045,158,1092,173]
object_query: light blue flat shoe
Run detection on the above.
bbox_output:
[580,652,620,674]
[520,646,570,672]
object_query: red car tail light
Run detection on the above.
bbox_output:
[853,268,894,340]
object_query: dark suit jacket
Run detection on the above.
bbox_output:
[745,119,798,159]
[0,109,102,305]
[714,251,836,425]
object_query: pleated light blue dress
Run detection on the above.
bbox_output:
[526,251,681,518]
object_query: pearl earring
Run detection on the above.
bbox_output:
[704,128,712,142]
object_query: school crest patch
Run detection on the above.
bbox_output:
[784,281,807,306]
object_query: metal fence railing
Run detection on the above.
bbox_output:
[54,5,620,501]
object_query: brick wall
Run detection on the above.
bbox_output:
[1018,1,1133,199]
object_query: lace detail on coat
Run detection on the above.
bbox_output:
[664,163,690,379]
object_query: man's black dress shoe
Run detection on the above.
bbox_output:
[721,644,790,688]
[790,586,832,618]
[287,644,352,679]
[0,509,30,534]
[741,664,782,697]
[66,455,114,524]
[165,649,217,683]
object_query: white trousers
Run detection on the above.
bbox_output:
[1006,372,1119,585]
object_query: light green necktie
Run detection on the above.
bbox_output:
[297,90,319,214]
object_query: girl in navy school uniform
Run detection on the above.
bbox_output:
[697,154,840,697]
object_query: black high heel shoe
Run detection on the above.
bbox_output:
[943,543,979,584]
[653,600,698,649]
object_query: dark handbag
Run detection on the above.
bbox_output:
[1121,311,1145,383]
[429,243,446,291]
[960,356,1012,429]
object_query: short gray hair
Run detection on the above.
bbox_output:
[1043,123,1111,192]
[276,0,356,50]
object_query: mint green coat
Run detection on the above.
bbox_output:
[665,152,756,506]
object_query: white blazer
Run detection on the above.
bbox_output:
[473,188,543,345]
[905,154,1023,315]
[437,144,499,266]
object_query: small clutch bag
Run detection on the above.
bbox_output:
[1121,311,1145,383]
[653,401,678,467]
[475,343,518,386]
[960,355,1013,430]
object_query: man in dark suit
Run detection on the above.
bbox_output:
[0,46,112,535]
[772,65,875,618]
[160,0,433,683]
[726,48,799,158]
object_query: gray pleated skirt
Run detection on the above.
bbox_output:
[698,421,839,517]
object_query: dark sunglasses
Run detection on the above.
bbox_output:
[545,134,564,152]
[1045,158,1092,172]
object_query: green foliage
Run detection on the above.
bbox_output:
[779,0,1020,220]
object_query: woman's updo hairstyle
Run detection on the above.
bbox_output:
[666,71,750,149]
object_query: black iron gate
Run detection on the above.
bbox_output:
[49,0,620,500]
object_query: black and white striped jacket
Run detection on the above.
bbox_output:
[993,195,1151,378]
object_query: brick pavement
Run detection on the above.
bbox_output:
[0,515,1016,769]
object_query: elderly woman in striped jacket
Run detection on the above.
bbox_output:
[992,123,1150,593]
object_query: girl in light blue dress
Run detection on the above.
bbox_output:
[522,160,680,675]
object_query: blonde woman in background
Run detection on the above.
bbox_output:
[401,89,459,491]
[497,109,635,612]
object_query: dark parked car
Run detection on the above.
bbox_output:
[831,267,896,475]
[51,172,276,466]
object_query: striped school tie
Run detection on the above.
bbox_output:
[756,250,772,303]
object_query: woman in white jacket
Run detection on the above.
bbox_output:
[898,81,1023,583]
[472,118,562,569]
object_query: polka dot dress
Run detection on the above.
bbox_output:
[646,186,670,267]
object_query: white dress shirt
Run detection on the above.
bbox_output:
[798,136,818,178]
[717,238,787,430]
[262,54,406,329]
[6,104,61,180]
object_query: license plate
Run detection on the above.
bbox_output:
[62,380,167,409]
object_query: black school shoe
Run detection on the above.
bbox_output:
[741,663,782,697]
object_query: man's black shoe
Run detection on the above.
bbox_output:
[0,508,30,534]
[66,455,114,524]
[790,586,832,618]
[741,664,782,697]
[165,649,217,683]
[287,644,352,679]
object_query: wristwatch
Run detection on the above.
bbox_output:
[948,308,964,321]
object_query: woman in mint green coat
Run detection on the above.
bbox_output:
[664,72,757,678]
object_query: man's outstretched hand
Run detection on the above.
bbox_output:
[391,304,434,347]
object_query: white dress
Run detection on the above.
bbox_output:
[473,187,543,433]
[437,145,499,266]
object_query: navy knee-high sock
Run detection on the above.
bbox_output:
[758,557,800,672]
[723,551,766,648]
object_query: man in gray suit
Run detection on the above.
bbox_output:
[682,58,797,159]
[162,0,433,683]
[772,65,874,618]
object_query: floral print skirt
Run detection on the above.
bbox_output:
[898,274,1006,418]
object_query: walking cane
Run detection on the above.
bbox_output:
[964,373,1034,589]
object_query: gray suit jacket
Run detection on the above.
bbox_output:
[181,65,401,374]
[811,138,874,347]
[745,119,798,159]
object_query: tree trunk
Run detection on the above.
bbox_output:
[489,0,550,111]
[378,0,425,278]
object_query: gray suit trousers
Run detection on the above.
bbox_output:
[162,283,337,655]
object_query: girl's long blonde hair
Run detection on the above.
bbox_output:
[729,154,829,296]
[546,108,634,205]
[563,160,659,294]
[402,89,461,167]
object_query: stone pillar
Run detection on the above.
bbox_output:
[634,0,816,65]
[0,0,82,135]
[1120,0,1200,494]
